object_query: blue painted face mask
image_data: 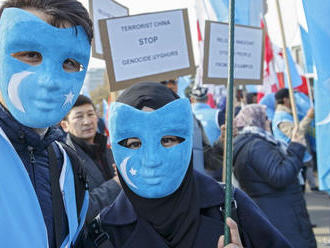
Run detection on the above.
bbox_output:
[0,8,90,128]
[109,98,193,198]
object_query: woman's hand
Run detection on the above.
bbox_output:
[217,217,243,248]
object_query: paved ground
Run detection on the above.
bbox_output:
[305,189,330,247]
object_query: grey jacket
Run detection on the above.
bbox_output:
[65,134,121,223]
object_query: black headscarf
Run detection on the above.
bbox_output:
[116,82,200,248]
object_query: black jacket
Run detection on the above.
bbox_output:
[83,172,292,248]
[66,133,121,223]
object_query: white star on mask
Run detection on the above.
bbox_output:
[63,91,74,107]
[129,168,137,176]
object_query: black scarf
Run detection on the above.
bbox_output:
[70,133,113,180]
[116,82,201,247]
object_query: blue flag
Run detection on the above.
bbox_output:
[284,48,302,88]
[208,0,264,26]
[299,25,314,74]
[303,0,330,193]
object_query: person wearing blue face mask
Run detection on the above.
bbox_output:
[83,82,292,248]
[0,1,93,247]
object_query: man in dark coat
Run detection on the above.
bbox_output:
[61,95,121,222]
[0,1,93,247]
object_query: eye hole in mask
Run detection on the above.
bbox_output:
[161,135,185,148]
[63,58,84,73]
[118,135,185,150]
[119,137,141,150]
[11,51,42,66]
[11,52,84,73]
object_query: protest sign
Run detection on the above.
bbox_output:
[99,9,195,91]
[203,21,264,85]
[89,0,128,58]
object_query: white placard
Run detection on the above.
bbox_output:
[99,9,195,91]
[90,0,128,58]
[203,21,264,85]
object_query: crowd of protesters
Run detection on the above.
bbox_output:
[0,0,321,247]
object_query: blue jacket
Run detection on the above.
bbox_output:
[233,133,317,248]
[192,103,220,145]
[87,172,292,248]
[0,106,88,248]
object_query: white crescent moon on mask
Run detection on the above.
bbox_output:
[8,71,34,112]
[317,112,330,126]
[120,157,138,189]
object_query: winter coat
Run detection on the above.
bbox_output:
[83,171,292,248]
[65,133,121,222]
[233,132,317,248]
[0,105,88,248]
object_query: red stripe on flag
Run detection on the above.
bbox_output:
[295,76,309,95]
[257,92,265,103]
[277,72,285,88]
[197,20,203,42]
[271,83,278,92]
[264,33,273,65]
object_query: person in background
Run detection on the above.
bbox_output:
[207,92,217,108]
[83,82,292,248]
[234,88,244,115]
[160,79,178,94]
[246,92,258,104]
[272,88,318,191]
[190,86,221,146]
[61,95,121,222]
[233,104,317,248]
[163,81,223,181]
[217,96,227,127]
[0,1,93,247]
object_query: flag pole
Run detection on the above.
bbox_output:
[306,77,314,107]
[224,0,235,245]
[275,0,299,126]
[104,71,118,102]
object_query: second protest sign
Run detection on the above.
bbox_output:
[203,21,264,85]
